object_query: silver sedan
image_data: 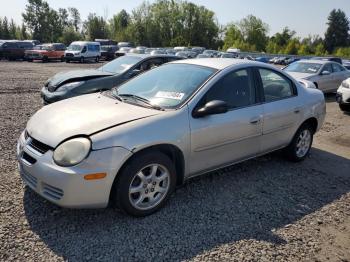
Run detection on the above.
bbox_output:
[283,59,350,93]
[17,59,326,216]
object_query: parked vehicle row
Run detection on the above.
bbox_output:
[0,40,34,60]
[17,58,326,216]
[283,59,350,93]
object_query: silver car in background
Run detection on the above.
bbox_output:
[17,59,325,216]
[283,60,350,93]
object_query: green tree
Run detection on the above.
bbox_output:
[324,9,349,53]
[59,26,82,45]
[22,0,63,42]
[2,17,10,39]
[315,42,326,56]
[223,23,243,50]
[110,9,130,41]
[20,23,29,40]
[68,7,81,32]
[284,39,300,55]
[238,15,269,51]
[84,13,109,40]
[9,19,17,39]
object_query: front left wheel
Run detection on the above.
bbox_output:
[112,151,176,217]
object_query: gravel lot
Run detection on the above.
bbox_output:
[0,61,349,262]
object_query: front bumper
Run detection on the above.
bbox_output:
[17,131,132,208]
[336,86,350,105]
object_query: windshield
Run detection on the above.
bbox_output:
[99,55,143,74]
[67,44,82,51]
[284,62,322,74]
[114,63,216,108]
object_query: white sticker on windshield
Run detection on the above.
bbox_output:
[155,91,185,100]
[308,68,317,72]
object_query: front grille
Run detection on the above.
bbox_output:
[28,137,52,155]
[22,152,37,165]
[42,183,64,200]
[21,170,38,189]
[65,53,74,57]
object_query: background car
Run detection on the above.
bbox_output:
[18,58,325,217]
[41,54,183,104]
[0,41,34,60]
[96,39,118,61]
[25,43,66,62]
[336,78,350,111]
[311,56,342,64]
[65,41,101,63]
[283,60,350,93]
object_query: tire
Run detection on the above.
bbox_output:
[42,56,48,63]
[65,59,70,63]
[284,123,314,162]
[112,151,177,217]
[339,104,350,112]
[95,56,100,63]
[80,57,84,63]
[60,56,65,62]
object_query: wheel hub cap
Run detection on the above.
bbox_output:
[129,164,170,210]
[296,129,311,158]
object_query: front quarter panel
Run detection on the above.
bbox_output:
[91,107,191,175]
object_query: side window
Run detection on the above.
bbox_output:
[332,63,344,72]
[81,46,87,53]
[259,68,294,102]
[203,69,256,109]
[139,58,164,71]
[322,64,333,74]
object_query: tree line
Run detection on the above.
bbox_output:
[1,0,350,58]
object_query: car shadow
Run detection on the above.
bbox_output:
[23,147,350,261]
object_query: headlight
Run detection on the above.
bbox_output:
[56,81,85,92]
[53,137,91,167]
[341,81,350,88]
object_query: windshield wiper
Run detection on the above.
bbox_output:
[118,93,164,111]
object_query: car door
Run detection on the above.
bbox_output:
[332,63,350,91]
[318,63,334,92]
[189,68,263,175]
[257,68,303,152]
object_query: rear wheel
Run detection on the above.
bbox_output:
[284,123,313,162]
[60,56,65,62]
[80,56,84,63]
[112,151,176,217]
[42,56,48,62]
[95,56,100,63]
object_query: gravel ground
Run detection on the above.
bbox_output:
[0,61,349,262]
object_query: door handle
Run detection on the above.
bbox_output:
[294,107,301,114]
[249,117,261,124]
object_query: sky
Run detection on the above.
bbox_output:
[1,0,350,38]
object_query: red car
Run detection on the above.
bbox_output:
[25,43,66,62]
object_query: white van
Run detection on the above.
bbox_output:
[65,41,101,63]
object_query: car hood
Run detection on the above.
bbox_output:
[47,69,114,89]
[26,93,161,148]
[285,72,315,80]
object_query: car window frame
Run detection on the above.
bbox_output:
[321,63,333,74]
[194,66,260,112]
[254,66,298,104]
[331,63,345,72]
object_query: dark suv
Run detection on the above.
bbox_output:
[95,39,118,61]
[0,41,34,60]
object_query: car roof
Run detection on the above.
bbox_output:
[297,59,330,64]
[124,53,181,59]
[170,58,264,70]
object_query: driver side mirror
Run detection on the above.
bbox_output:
[192,100,228,118]
[321,70,330,76]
